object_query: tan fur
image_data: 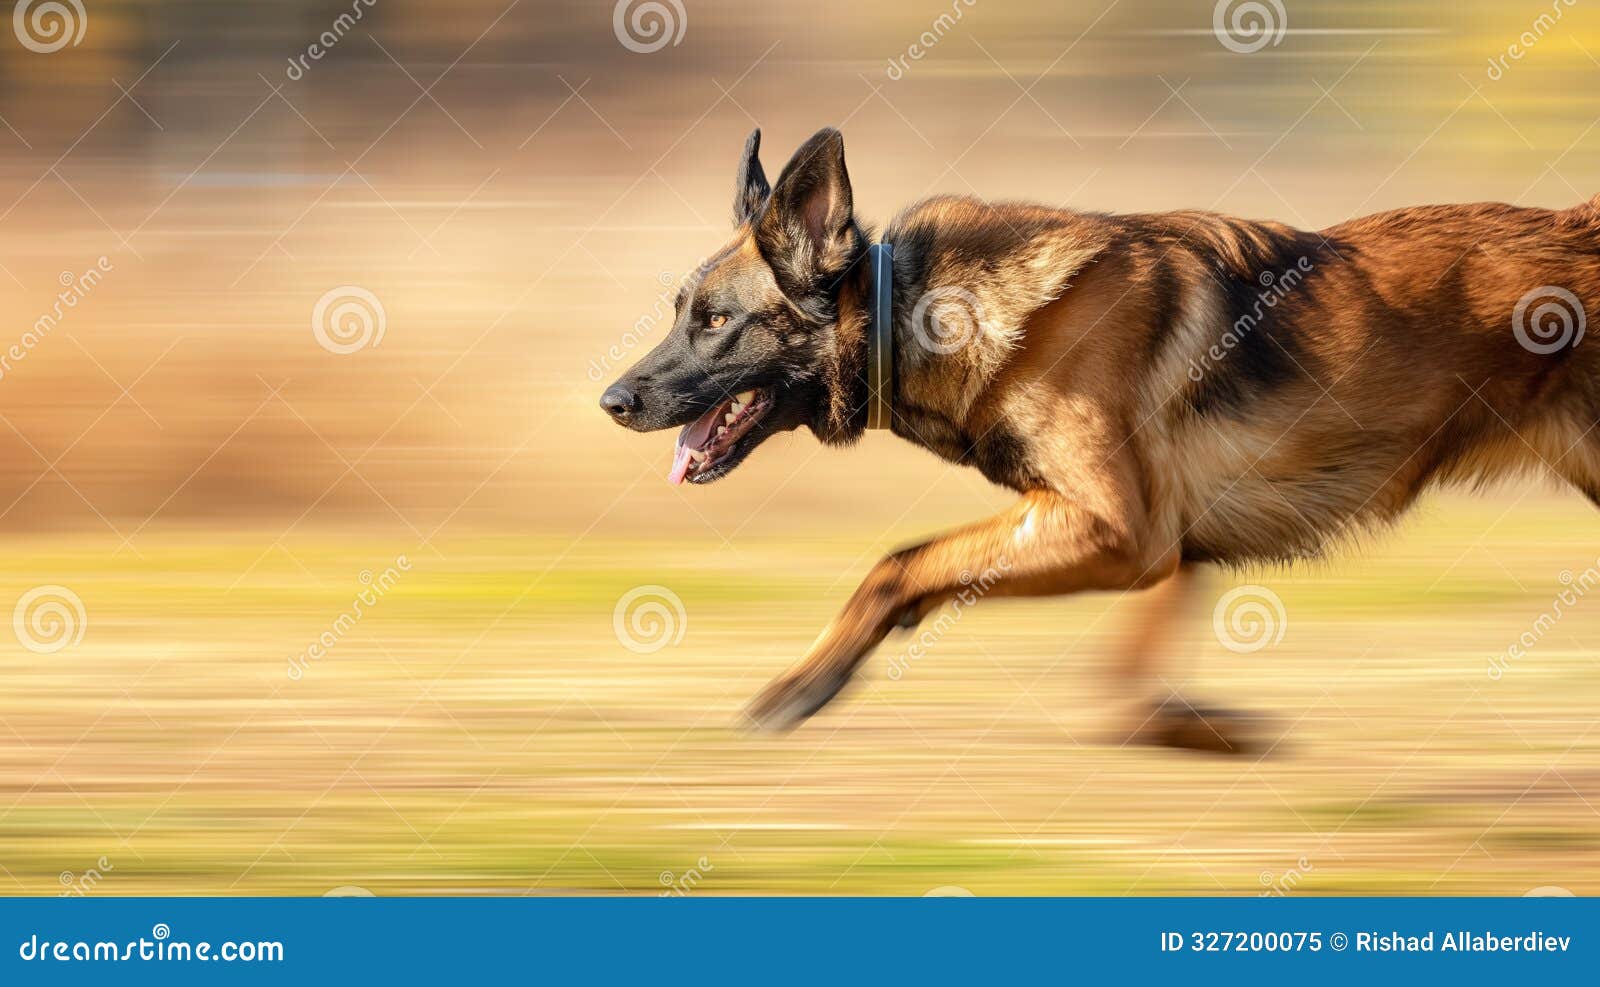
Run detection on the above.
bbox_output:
[746,193,1600,736]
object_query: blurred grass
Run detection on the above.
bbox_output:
[1,491,1598,896]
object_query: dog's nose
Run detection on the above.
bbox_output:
[600,384,641,422]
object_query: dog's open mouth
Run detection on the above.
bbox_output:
[667,388,772,485]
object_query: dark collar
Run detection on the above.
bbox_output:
[865,242,894,430]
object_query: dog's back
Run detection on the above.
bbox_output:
[891,195,1600,566]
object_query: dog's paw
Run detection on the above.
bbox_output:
[741,669,849,733]
[1126,696,1269,756]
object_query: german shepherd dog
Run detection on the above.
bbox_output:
[600,127,1600,750]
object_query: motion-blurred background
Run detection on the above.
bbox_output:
[1,0,1597,895]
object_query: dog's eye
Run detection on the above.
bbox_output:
[707,313,728,329]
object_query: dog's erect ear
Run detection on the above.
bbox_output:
[756,128,855,292]
[733,129,769,225]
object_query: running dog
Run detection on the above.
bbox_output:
[599,127,1600,750]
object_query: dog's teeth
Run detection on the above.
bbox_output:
[717,426,728,437]
[736,390,755,405]
[724,413,737,425]
[689,449,707,464]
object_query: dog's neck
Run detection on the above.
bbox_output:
[813,240,875,445]
[863,243,895,431]
[824,207,1084,453]
[819,243,883,441]
[825,236,929,447]
[837,201,1111,471]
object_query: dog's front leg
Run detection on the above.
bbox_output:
[744,489,1177,731]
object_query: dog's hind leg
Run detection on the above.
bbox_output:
[1104,563,1209,701]
[743,487,1178,732]
[1110,565,1264,754]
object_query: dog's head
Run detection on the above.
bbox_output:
[599,128,868,484]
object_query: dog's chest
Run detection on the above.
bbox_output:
[895,408,1047,491]
[1151,417,1348,565]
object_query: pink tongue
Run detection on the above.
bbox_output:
[667,443,693,485]
[666,404,726,485]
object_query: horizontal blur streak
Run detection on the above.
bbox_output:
[0,1,1597,896]
[2,501,1599,894]
[0,1,1596,533]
